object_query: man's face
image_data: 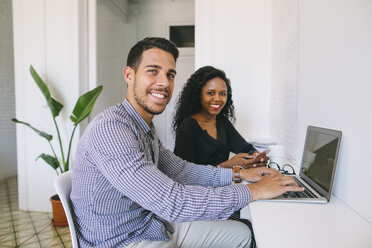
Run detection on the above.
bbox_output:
[125,48,176,119]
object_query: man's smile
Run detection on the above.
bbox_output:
[150,92,167,99]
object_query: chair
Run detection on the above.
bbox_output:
[54,171,79,248]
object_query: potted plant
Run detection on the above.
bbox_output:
[12,65,103,226]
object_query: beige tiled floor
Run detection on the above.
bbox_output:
[0,176,72,247]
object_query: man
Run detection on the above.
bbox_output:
[71,37,303,247]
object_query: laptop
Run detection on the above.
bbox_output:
[266,125,342,203]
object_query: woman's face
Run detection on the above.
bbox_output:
[199,77,228,117]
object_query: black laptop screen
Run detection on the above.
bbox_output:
[301,130,339,192]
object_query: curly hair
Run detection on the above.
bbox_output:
[172,66,235,132]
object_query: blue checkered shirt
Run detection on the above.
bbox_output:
[71,99,252,247]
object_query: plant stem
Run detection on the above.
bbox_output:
[65,124,78,172]
[48,140,63,173]
[53,117,66,170]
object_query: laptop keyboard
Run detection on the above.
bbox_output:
[282,177,317,199]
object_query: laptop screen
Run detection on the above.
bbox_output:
[300,126,342,199]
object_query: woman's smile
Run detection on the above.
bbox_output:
[210,104,222,110]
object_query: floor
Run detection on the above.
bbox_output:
[0,176,72,247]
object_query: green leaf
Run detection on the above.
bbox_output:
[12,118,53,141]
[70,85,103,125]
[51,98,63,117]
[36,154,60,170]
[30,65,63,118]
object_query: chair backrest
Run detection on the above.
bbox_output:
[54,170,79,248]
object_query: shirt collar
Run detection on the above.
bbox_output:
[122,99,152,135]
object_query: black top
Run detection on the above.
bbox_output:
[174,116,256,166]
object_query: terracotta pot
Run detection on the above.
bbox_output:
[50,194,68,227]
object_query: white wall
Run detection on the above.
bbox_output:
[12,0,193,211]
[13,0,371,224]
[195,0,272,140]
[91,0,129,118]
[128,0,194,41]
[270,0,298,161]
[196,0,372,225]
[13,0,87,211]
[296,0,372,224]
[0,0,17,180]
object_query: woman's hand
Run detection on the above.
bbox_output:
[218,151,269,169]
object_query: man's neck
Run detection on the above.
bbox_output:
[126,97,153,125]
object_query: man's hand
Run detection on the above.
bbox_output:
[240,167,280,182]
[247,174,304,201]
[219,152,269,169]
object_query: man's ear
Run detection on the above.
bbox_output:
[123,66,135,85]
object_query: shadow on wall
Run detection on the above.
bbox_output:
[0,0,17,180]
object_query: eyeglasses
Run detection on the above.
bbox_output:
[267,162,296,175]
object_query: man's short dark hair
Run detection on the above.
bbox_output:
[127,37,179,71]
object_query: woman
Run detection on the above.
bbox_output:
[173,66,268,248]
[172,66,268,168]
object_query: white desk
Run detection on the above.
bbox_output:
[241,195,372,248]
